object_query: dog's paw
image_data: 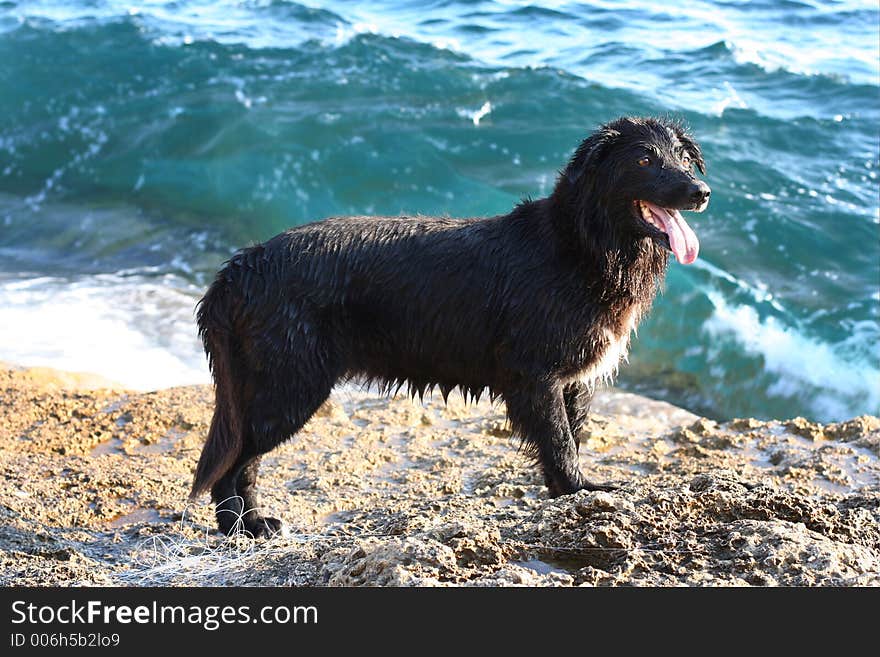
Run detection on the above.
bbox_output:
[547,477,617,497]
[579,481,617,492]
[219,515,283,539]
[245,516,283,539]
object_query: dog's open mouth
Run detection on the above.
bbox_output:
[635,200,700,265]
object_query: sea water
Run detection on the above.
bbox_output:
[0,0,877,421]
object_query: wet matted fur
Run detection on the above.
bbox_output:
[191,116,711,537]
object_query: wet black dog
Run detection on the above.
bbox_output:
[191,116,710,537]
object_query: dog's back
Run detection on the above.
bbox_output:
[205,210,570,392]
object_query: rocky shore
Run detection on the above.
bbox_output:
[0,363,877,586]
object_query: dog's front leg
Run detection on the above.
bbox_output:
[504,381,612,497]
[563,381,592,451]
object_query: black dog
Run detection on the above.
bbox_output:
[191,116,710,537]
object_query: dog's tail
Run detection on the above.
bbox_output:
[189,277,245,500]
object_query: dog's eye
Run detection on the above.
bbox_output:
[682,154,692,167]
[637,156,651,167]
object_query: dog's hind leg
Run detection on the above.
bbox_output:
[563,381,593,450]
[504,381,612,497]
[212,369,337,538]
[211,448,281,539]
[210,427,267,538]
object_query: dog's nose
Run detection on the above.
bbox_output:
[689,181,711,205]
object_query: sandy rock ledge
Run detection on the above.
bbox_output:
[0,364,877,586]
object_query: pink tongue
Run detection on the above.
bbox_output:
[648,203,699,265]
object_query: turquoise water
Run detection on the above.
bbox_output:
[0,0,877,421]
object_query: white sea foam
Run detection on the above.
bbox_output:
[702,291,880,420]
[0,273,209,390]
[710,81,748,116]
[456,101,492,126]
[691,258,786,313]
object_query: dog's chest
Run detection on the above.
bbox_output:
[570,306,640,389]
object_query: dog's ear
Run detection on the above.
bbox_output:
[565,127,620,185]
[671,124,706,174]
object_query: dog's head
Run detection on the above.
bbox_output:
[563,116,710,265]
